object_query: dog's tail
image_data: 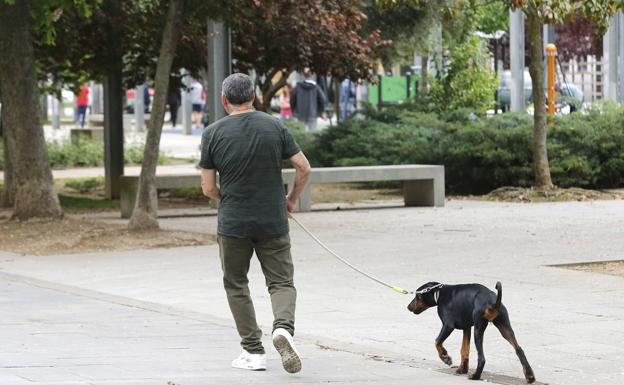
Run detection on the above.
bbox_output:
[494,281,502,310]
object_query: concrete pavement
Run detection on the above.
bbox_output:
[1,200,624,384]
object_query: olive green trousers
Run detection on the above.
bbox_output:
[218,234,296,354]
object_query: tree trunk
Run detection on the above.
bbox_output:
[0,0,62,219]
[128,0,185,230]
[260,71,288,113]
[526,8,554,190]
[2,132,15,208]
[419,54,429,92]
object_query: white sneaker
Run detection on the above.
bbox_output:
[272,328,301,373]
[231,350,267,371]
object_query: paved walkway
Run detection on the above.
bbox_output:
[1,200,624,384]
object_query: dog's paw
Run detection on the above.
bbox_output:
[468,373,481,381]
[440,354,452,366]
[526,375,536,384]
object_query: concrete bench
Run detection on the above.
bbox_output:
[120,164,444,218]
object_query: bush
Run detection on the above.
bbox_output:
[0,136,173,171]
[65,177,104,193]
[313,102,624,194]
[429,36,498,115]
[283,119,322,166]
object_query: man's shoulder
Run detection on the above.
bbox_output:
[250,110,281,124]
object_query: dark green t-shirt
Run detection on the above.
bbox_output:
[199,111,301,239]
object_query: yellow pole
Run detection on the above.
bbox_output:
[546,44,557,116]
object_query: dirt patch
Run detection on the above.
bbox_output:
[0,217,215,256]
[558,260,624,278]
[311,183,402,204]
[453,186,624,203]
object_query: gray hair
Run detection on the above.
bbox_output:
[221,73,254,105]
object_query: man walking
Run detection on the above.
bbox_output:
[291,69,326,131]
[199,73,311,373]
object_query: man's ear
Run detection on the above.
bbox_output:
[221,95,229,112]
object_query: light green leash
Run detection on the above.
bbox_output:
[289,213,412,295]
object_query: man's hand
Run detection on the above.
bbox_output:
[286,152,311,213]
[200,168,220,200]
[287,195,297,213]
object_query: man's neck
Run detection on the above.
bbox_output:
[229,104,254,115]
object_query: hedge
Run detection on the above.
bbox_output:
[288,102,624,194]
[0,138,169,170]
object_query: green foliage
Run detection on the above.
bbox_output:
[312,102,624,194]
[429,36,498,115]
[282,120,322,166]
[47,137,103,168]
[472,2,509,34]
[64,177,103,193]
[0,138,170,170]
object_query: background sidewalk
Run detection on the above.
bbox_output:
[2,200,624,384]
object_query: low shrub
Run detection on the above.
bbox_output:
[0,138,171,171]
[64,177,104,194]
[314,102,624,194]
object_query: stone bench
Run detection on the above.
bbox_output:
[120,165,445,218]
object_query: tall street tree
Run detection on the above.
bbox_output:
[128,0,186,230]
[379,0,623,190]
[220,0,385,112]
[0,0,92,219]
[506,0,622,189]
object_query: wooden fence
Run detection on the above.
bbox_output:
[558,55,604,102]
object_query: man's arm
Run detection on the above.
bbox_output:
[286,151,311,212]
[201,168,220,200]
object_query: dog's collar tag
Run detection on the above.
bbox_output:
[434,290,440,304]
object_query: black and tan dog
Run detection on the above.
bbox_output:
[408,281,535,383]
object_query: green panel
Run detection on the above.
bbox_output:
[369,75,419,105]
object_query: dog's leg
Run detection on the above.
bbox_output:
[456,327,471,374]
[468,321,487,380]
[435,325,454,366]
[494,317,536,384]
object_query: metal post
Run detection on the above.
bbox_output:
[543,24,555,85]
[546,44,557,115]
[91,82,103,114]
[103,70,124,199]
[134,85,145,132]
[207,20,231,125]
[377,75,382,109]
[618,12,624,103]
[510,9,526,112]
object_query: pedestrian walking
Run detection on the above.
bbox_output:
[75,84,89,128]
[290,69,326,131]
[191,79,204,128]
[339,79,357,123]
[167,85,181,128]
[199,73,311,373]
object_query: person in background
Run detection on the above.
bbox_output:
[143,85,151,113]
[167,84,181,128]
[338,79,357,123]
[191,79,204,129]
[279,84,293,120]
[75,84,89,128]
[290,69,326,131]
